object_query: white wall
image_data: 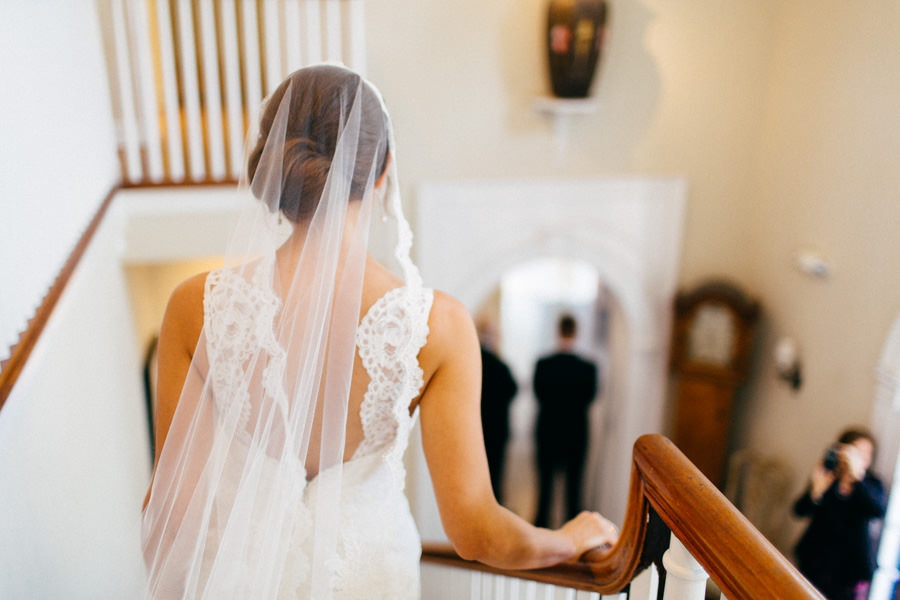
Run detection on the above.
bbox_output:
[0,200,150,599]
[366,0,774,281]
[0,185,243,598]
[0,1,119,361]
[734,0,900,549]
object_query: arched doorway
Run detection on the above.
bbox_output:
[473,257,610,524]
[410,177,686,538]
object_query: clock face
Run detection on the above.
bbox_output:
[687,303,736,367]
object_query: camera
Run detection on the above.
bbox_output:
[823,445,840,471]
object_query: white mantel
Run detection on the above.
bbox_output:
[411,177,687,535]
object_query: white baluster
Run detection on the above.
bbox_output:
[239,0,262,108]
[661,535,709,600]
[344,0,366,75]
[261,0,281,96]
[471,570,483,600]
[493,573,508,598]
[563,587,578,600]
[322,0,342,63]
[125,0,164,181]
[630,563,659,600]
[195,0,226,180]
[301,0,322,65]
[174,0,205,181]
[218,0,243,179]
[533,582,555,600]
[481,571,493,599]
[109,0,142,182]
[282,0,303,74]
[508,575,521,600]
[154,0,184,180]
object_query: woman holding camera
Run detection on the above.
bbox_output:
[793,427,886,600]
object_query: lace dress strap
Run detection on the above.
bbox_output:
[203,269,286,445]
[354,286,433,470]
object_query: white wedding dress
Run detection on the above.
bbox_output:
[202,268,434,599]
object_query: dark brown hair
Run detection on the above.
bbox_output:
[837,426,877,461]
[558,314,577,338]
[247,65,390,222]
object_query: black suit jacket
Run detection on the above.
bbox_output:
[533,352,598,448]
[480,347,518,446]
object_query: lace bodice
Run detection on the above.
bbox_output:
[201,268,433,598]
[204,270,433,461]
[354,286,433,467]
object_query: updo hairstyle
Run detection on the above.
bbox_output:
[247,65,390,223]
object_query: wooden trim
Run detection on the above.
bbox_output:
[421,434,824,599]
[0,177,238,411]
[0,186,120,411]
[119,177,238,189]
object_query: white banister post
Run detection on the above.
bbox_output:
[661,534,709,600]
[630,563,659,600]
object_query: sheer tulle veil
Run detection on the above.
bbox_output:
[141,64,420,598]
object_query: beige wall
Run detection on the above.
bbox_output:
[739,2,900,487]
[367,0,775,279]
[366,0,900,548]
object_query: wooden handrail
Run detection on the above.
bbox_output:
[119,178,237,190]
[0,186,119,411]
[0,178,238,413]
[630,435,820,599]
[421,434,824,599]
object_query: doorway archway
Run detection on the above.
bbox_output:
[410,177,686,537]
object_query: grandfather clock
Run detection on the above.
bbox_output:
[670,280,759,487]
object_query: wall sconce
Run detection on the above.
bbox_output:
[774,337,802,390]
[545,0,609,99]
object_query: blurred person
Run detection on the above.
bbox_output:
[793,427,887,600]
[532,314,599,528]
[478,323,518,504]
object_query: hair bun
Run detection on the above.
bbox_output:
[247,65,390,223]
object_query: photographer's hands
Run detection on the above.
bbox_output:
[810,463,835,502]
[839,444,868,482]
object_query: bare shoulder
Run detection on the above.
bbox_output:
[419,289,479,376]
[428,290,475,337]
[160,271,209,356]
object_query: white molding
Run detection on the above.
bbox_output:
[414,177,686,531]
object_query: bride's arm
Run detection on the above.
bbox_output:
[143,272,207,508]
[417,292,616,570]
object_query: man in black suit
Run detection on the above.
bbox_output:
[532,314,598,528]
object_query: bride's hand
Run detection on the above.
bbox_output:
[559,511,619,558]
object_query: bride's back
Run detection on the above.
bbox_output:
[145,64,436,599]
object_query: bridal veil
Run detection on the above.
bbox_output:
[141,64,420,598]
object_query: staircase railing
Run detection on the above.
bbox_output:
[421,434,824,600]
[99,0,366,185]
[2,0,365,407]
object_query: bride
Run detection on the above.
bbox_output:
[141,64,617,599]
